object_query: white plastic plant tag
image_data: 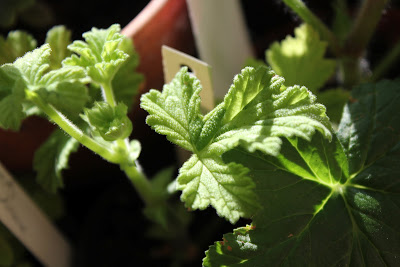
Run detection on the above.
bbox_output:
[0,163,71,267]
[186,0,254,99]
[162,45,214,112]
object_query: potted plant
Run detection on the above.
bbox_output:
[0,0,399,266]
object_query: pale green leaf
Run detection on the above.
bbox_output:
[81,101,132,141]
[141,66,332,223]
[266,24,336,92]
[112,37,143,110]
[33,129,80,192]
[0,30,37,64]
[63,24,128,86]
[1,44,89,118]
[45,25,72,70]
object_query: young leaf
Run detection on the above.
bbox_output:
[34,129,79,192]
[82,101,133,141]
[45,25,72,70]
[141,66,332,223]
[204,80,400,266]
[63,24,128,86]
[0,30,37,64]
[112,37,143,110]
[266,24,336,92]
[0,44,89,121]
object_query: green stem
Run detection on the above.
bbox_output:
[281,0,341,56]
[25,90,124,164]
[101,81,116,107]
[120,163,155,205]
[343,0,388,58]
[371,40,400,82]
[101,80,157,205]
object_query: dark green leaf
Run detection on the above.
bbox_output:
[204,79,400,266]
[33,129,80,192]
[337,80,400,175]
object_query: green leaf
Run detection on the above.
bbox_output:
[82,101,133,141]
[338,80,400,175]
[317,88,349,123]
[45,25,72,70]
[0,66,26,130]
[204,80,400,266]
[33,129,80,192]
[112,37,143,110]
[141,66,332,223]
[0,30,37,65]
[0,44,89,119]
[266,24,336,92]
[63,24,128,86]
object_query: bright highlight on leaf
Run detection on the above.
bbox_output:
[141,66,332,223]
[63,24,129,86]
[266,24,336,92]
[204,80,400,266]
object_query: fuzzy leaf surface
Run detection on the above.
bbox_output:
[266,24,336,92]
[63,24,128,86]
[141,66,332,223]
[0,44,89,122]
[112,37,143,110]
[204,80,400,266]
[34,129,80,192]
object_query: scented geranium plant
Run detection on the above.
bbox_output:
[0,0,399,266]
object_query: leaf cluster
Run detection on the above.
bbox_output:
[0,24,142,192]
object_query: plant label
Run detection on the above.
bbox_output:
[0,163,71,267]
[162,45,215,112]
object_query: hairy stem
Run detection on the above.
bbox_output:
[120,163,155,205]
[281,0,341,56]
[101,81,117,107]
[25,90,123,164]
[101,79,158,205]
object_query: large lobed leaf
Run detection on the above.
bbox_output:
[266,24,336,93]
[204,80,400,266]
[141,66,332,223]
